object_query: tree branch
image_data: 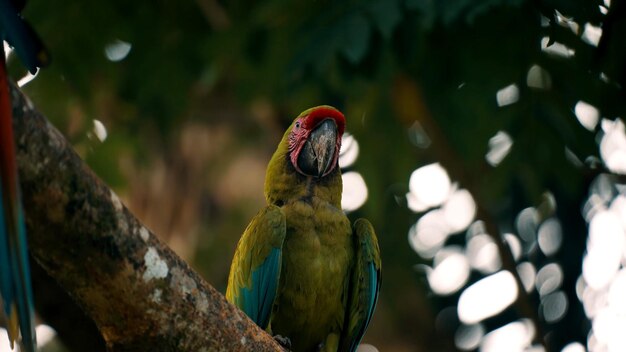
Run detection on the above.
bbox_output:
[30,256,106,351]
[9,82,282,351]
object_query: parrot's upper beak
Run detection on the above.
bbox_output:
[297,119,338,178]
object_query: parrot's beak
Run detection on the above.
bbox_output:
[297,119,338,177]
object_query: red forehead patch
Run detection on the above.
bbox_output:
[303,106,345,135]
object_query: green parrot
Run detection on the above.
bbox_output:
[226,105,381,352]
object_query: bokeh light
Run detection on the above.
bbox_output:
[408,163,451,208]
[480,319,535,352]
[584,175,614,222]
[574,101,600,131]
[600,118,626,173]
[402,56,626,352]
[341,171,368,212]
[355,344,379,352]
[536,263,564,296]
[17,69,38,88]
[612,195,626,229]
[339,132,368,213]
[541,290,568,323]
[408,209,449,259]
[104,39,132,62]
[0,328,12,352]
[466,233,501,274]
[407,121,431,149]
[583,209,624,290]
[339,132,359,168]
[541,36,575,58]
[3,41,11,60]
[538,218,563,256]
[428,246,471,295]
[561,342,586,352]
[93,119,108,142]
[592,306,626,351]
[455,324,485,351]
[458,271,518,324]
[516,207,540,243]
[581,279,608,318]
[582,23,602,47]
[36,324,57,347]
[579,116,626,351]
[600,5,609,14]
[582,267,626,351]
[608,269,626,314]
[442,188,476,233]
[0,324,57,351]
[527,65,552,90]
[407,191,430,213]
[389,2,626,351]
[517,262,537,293]
[504,233,522,261]
[496,84,519,107]
[486,131,513,166]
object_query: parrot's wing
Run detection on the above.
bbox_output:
[0,49,36,352]
[340,218,382,352]
[226,205,286,329]
[0,189,36,352]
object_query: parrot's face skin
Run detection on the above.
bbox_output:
[287,106,345,178]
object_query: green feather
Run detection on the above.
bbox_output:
[226,205,286,328]
[227,106,381,352]
[340,219,382,352]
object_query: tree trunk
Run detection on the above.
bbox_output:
[9,82,282,352]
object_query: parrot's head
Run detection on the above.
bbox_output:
[287,106,345,178]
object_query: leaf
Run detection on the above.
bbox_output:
[367,0,402,40]
[340,14,371,64]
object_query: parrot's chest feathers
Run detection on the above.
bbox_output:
[282,197,352,274]
[272,197,352,340]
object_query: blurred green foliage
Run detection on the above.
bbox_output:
[10,0,624,350]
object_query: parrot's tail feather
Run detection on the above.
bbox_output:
[0,40,38,352]
[8,306,19,349]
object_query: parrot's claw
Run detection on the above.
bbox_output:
[273,335,292,350]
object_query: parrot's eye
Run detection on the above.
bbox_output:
[295,121,301,129]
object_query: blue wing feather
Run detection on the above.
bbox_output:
[347,262,380,352]
[0,42,36,350]
[0,179,36,352]
[240,248,281,327]
[226,205,285,330]
[0,0,49,73]
[360,263,380,348]
[14,206,36,351]
[0,183,14,314]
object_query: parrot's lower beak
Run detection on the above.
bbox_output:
[297,119,338,178]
